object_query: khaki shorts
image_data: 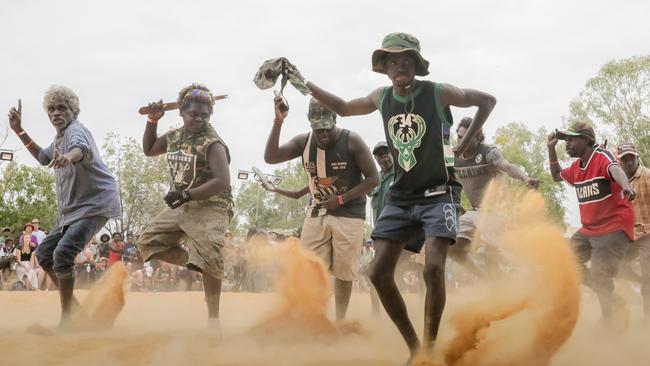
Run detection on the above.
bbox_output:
[301,215,364,281]
[137,201,230,280]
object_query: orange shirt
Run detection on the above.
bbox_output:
[630,165,650,239]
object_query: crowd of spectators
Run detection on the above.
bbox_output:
[0,222,434,294]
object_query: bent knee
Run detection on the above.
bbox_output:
[368,264,391,287]
[423,262,445,283]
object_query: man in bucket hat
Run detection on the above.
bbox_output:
[264,97,379,321]
[616,142,650,319]
[283,32,496,360]
[548,122,635,330]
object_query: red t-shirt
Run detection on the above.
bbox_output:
[560,147,635,240]
[107,241,124,265]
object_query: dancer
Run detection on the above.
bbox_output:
[452,117,540,276]
[284,32,496,360]
[7,85,121,328]
[264,97,378,321]
[616,142,650,319]
[137,83,233,334]
[548,123,635,328]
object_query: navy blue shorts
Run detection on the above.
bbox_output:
[371,202,461,253]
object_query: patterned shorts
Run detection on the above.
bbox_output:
[137,201,230,279]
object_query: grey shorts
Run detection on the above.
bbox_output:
[371,202,461,253]
[457,209,507,244]
[571,230,630,282]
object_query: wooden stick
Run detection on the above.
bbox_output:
[138,94,228,115]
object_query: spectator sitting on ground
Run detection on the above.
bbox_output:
[1,227,12,246]
[30,219,47,245]
[0,239,16,282]
[131,261,154,291]
[153,261,176,291]
[15,234,38,290]
[107,232,124,265]
[32,252,52,291]
[75,242,97,288]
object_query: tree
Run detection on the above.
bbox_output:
[494,122,567,222]
[266,161,309,229]
[567,55,650,164]
[0,161,57,233]
[231,161,309,234]
[101,133,168,235]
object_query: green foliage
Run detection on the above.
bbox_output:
[232,160,309,234]
[102,133,168,235]
[0,161,57,233]
[494,122,567,222]
[567,55,650,164]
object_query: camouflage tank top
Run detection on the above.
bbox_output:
[166,124,233,210]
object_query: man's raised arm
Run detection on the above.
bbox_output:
[264,97,307,164]
[439,84,496,154]
[307,83,382,117]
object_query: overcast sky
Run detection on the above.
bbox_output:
[2,0,649,226]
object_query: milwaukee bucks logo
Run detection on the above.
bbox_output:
[388,113,426,172]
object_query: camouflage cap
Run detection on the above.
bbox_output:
[308,98,336,130]
[372,33,430,76]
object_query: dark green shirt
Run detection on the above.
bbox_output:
[370,166,395,224]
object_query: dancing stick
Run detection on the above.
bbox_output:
[138,94,228,115]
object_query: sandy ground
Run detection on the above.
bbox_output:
[0,288,648,366]
[3,182,648,366]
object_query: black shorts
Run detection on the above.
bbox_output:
[371,201,461,253]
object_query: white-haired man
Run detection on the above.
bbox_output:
[8,86,121,329]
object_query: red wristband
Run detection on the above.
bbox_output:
[337,194,344,206]
[147,118,158,125]
[274,117,283,125]
[550,160,559,166]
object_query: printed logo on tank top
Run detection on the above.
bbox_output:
[167,150,197,191]
[303,161,316,174]
[387,113,427,172]
[310,176,340,203]
[575,177,612,204]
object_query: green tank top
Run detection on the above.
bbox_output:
[379,81,461,206]
[166,124,233,210]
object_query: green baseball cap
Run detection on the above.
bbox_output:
[372,32,430,76]
[556,122,596,143]
[308,98,336,130]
